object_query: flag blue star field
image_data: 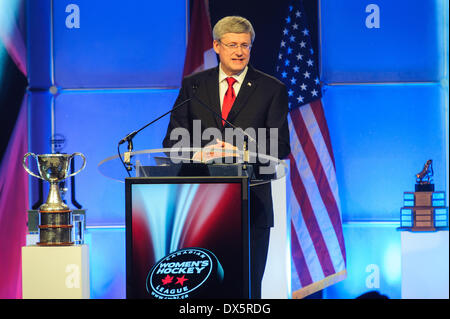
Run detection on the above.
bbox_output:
[276,10,321,108]
[275,1,347,298]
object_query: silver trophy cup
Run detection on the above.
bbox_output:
[23,152,86,246]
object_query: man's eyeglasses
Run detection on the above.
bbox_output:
[218,40,252,51]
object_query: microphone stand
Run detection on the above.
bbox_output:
[117,98,193,176]
[243,135,249,171]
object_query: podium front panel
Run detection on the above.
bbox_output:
[125,177,249,299]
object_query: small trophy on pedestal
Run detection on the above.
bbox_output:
[415,159,434,192]
[23,152,86,245]
[399,159,448,231]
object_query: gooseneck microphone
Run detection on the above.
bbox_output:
[117,97,193,176]
[118,97,194,146]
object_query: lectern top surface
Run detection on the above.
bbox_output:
[98,148,287,185]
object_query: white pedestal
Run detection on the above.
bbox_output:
[22,244,90,299]
[401,231,449,299]
[262,175,291,299]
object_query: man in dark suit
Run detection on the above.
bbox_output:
[163,16,290,298]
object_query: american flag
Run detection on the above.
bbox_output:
[275,1,347,298]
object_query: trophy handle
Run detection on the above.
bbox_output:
[22,152,45,180]
[67,152,87,178]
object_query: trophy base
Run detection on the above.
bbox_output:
[400,189,448,232]
[37,242,74,246]
[415,183,435,192]
[39,210,72,225]
[411,227,436,232]
[39,207,71,213]
[38,210,74,246]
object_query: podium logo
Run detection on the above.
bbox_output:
[65,264,80,289]
[147,248,224,299]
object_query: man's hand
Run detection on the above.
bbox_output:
[192,139,239,162]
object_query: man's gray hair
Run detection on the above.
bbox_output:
[212,16,255,43]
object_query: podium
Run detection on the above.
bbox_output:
[98,148,287,299]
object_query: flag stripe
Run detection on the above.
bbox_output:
[309,99,336,168]
[290,108,346,262]
[290,221,313,287]
[298,103,345,262]
[288,153,336,277]
[288,178,325,284]
[289,118,345,275]
[299,103,341,214]
[289,115,342,279]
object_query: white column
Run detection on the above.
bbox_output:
[22,244,90,299]
[262,174,291,299]
[401,231,449,299]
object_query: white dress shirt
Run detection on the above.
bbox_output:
[218,63,248,111]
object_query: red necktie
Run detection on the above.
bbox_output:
[221,77,237,126]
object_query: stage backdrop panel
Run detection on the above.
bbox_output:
[323,222,401,299]
[322,83,446,222]
[27,91,53,155]
[84,227,126,299]
[27,0,187,89]
[27,0,52,89]
[320,0,445,83]
[27,91,53,207]
[53,89,179,226]
[52,0,186,88]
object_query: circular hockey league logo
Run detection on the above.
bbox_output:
[146,247,223,299]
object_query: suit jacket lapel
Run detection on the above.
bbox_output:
[226,65,259,125]
[203,67,222,129]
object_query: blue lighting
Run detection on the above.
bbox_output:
[382,243,402,286]
[84,228,126,299]
[323,223,401,299]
